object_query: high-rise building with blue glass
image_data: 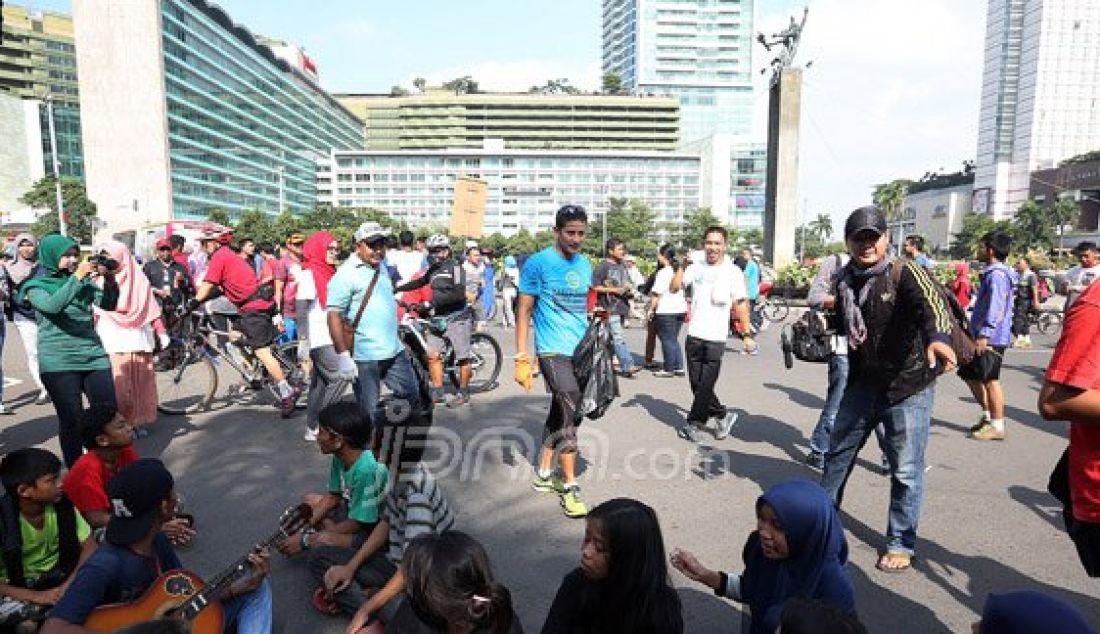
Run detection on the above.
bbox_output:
[74,0,363,238]
[602,0,755,146]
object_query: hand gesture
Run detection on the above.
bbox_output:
[324,563,355,595]
[32,586,64,606]
[926,340,957,374]
[232,546,271,596]
[163,517,196,546]
[669,548,709,584]
[74,260,96,280]
[276,531,302,556]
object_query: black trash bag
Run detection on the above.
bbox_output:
[572,315,620,423]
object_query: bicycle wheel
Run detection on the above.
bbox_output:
[762,297,790,322]
[1037,312,1063,336]
[156,346,217,415]
[277,341,308,388]
[464,332,503,393]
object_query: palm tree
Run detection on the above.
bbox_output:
[873,180,911,223]
[809,213,833,242]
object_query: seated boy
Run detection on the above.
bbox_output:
[63,404,194,546]
[278,401,387,559]
[310,428,455,631]
[42,459,272,634]
[0,449,96,632]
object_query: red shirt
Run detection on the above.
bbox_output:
[204,247,273,312]
[64,447,139,515]
[278,253,299,318]
[399,270,432,320]
[1046,281,1100,522]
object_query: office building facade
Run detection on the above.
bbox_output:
[74,0,363,237]
[730,139,765,230]
[336,90,680,152]
[973,0,1100,219]
[319,146,709,236]
[602,0,755,145]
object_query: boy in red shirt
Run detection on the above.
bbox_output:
[64,404,195,545]
[1039,279,1100,575]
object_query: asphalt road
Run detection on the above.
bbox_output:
[1,317,1094,633]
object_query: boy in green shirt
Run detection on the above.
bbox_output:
[0,448,96,631]
[278,401,387,557]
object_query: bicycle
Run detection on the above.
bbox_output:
[399,302,503,393]
[755,281,790,323]
[1028,308,1063,336]
[154,307,306,415]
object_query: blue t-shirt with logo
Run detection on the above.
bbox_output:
[519,246,592,356]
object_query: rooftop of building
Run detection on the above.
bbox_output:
[1,3,74,38]
[334,89,679,106]
[329,146,698,160]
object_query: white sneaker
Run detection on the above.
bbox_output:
[303,426,318,442]
[715,410,739,440]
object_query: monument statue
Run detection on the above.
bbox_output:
[756,8,808,84]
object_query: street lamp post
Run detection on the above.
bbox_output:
[277,165,285,213]
[45,96,66,237]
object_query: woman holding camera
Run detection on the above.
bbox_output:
[646,244,688,377]
[93,240,162,437]
[18,234,118,466]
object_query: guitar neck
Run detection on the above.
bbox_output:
[180,525,288,619]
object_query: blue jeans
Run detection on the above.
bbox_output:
[221,578,273,634]
[821,381,934,555]
[354,349,420,429]
[810,354,849,455]
[653,313,684,372]
[608,314,634,372]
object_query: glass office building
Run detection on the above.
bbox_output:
[76,0,364,236]
[320,149,704,236]
[160,0,363,217]
[730,140,765,230]
[603,0,755,145]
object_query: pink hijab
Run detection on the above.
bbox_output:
[94,240,162,330]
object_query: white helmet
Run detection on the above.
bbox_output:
[354,221,388,243]
[426,234,450,250]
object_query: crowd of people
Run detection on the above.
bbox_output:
[0,201,1093,633]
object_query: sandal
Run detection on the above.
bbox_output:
[876,552,912,573]
[312,587,340,616]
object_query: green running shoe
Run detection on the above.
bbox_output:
[531,472,566,494]
[560,485,588,518]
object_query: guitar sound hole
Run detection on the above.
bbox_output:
[165,576,195,596]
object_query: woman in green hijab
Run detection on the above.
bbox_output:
[19,234,119,466]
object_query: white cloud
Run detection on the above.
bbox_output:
[407,60,602,93]
[754,0,986,229]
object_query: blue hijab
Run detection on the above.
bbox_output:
[741,479,854,634]
[981,592,1094,634]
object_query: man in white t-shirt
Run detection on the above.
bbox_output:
[670,226,755,442]
[1063,241,1100,311]
[388,230,428,288]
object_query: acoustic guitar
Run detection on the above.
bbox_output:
[83,503,312,633]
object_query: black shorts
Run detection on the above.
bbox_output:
[958,345,1006,382]
[1065,512,1100,577]
[238,310,278,349]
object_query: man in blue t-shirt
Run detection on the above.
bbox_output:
[515,205,593,518]
[42,459,272,634]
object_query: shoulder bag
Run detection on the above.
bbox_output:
[337,267,381,352]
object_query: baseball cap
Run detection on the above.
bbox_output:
[155,238,172,250]
[105,459,175,546]
[287,233,306,245]
[199,227,233,245]
[844,206,887,239]
[354,222,388,244]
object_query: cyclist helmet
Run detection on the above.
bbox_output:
[198,226,233,245]
[425,234,450,250]
[354,221,389,244]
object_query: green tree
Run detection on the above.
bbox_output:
[206,208,232,227]
[949,212,1015,259]
[529,78,581,95]
[873,179,912,222]
[679,207,725,248]
[21,177,99,244]
[300,204,360,245]
[442,76,479,95]
[233,209,279,246]
[273,210,301,243]
[598,197,657,257]
[390,85,410,97]
[1052,198,1079,251]
[413,77,427,92]
[741,229,764,248]
[809,213,834,242]
[795,223,826,260]
[1012,200,1055,251]
[601,71,626,95]
[506,229,539,255]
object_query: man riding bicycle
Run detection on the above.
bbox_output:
[187,227,301,416]
[397,234,475,407]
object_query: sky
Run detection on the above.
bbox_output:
[33,0,988,234]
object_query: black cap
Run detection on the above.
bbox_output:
[105,459,174,546]
[844,206,888,239]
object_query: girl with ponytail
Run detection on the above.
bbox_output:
[388,531,522,634]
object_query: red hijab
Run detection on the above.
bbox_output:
[302,231,337,307]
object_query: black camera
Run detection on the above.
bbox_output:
[89,254,119,272]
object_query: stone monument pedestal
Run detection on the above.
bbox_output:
[764,68,801,268]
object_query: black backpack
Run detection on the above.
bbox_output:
[781,309,834,368]
[429,261,467,314]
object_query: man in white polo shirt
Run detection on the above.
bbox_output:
[670,226,755,442]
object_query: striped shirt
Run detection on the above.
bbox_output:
[384,464,455,565]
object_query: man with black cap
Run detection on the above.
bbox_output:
[821,206,956,574]
[42,459,273,633]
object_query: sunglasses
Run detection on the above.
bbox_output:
[326,246,340,253]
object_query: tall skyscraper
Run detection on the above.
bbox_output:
[973,0,1100,219]
[602,0,755,146]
